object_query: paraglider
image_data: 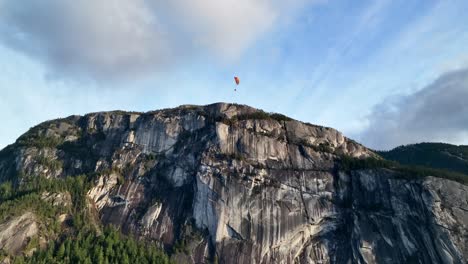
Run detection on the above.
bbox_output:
[234,76,240,91]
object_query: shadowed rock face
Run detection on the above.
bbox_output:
[0,103,467,263]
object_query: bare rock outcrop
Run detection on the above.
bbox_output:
[0,103,466,263]
[0,213,38,256]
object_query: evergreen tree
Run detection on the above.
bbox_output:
[56,243,65,259]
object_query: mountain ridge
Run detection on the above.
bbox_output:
[378,142,468,175]
[0,103,467,264]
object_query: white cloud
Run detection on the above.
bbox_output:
[359,67,468,150]
[0,0,315,82]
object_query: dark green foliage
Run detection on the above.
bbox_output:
[0,192,63,237]
[171,222,206,256]
[0,145,14,160]
[269,113,293,122]
[0,175,90,222]
[107,110,143,115]
[338,156,399,171]
[15,124,54,148]
[0,173,173,263]
[173,239,190,255]
[116,173,125,186]
[0,181,12,200]
[236,111,271,121]
[237,111,293,122]
[394,165,468,184]
[143,153,165,171]
[24,236,40,253]
[35,156,63,171]
[338,156,468,185]
[17,135,63,149]
[314,142,334,153]
[57,131,107,166]
[377,143,468,175]
[213,116,236,126]
[304,122,326,129]
[150,105,207,119]
[58,141,92,159]
[26,226,172,264]
[293,139,334,154]
[215,110,294,125]
[146,153,157,161]
[96,167,126,185]
[11,117,84,153]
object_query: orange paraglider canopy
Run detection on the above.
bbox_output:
[234,76,240,85]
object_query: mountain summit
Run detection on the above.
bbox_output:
[0,103,467,263]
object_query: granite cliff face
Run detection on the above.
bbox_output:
[0,103,467,264]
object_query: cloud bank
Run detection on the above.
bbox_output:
[360,67,468,150]
[0,0,313,81]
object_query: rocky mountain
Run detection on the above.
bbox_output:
[378,143,468,175]
[0,103,467,264]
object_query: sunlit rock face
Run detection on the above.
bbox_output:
[0,212,38,256]
[1,103,467,264]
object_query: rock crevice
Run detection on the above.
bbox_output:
[0,103,466,263]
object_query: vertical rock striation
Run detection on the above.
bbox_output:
[0,103,466,263]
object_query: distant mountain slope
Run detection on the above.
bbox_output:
[378,143,468,175]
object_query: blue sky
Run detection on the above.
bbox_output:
[1,0,468,150]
